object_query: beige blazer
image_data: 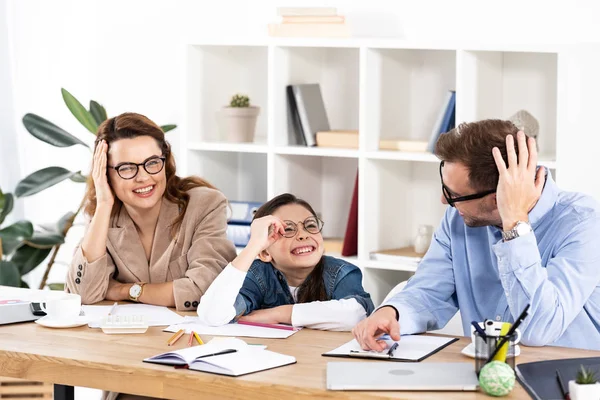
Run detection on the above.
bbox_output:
[66,187,237,311]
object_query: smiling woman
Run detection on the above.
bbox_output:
[65,112,237,312]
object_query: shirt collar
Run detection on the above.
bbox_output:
[528,168,560,228]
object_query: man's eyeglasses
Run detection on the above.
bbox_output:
[439,161,496,207]
[108,156,166,180]
[281,217,324,238]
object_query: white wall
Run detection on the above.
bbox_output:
[3,0,600,288]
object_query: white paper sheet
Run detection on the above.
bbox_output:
[164,317,300,339]
[82,304,184,328]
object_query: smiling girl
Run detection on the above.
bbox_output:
[197,193,374,331]
[66,112,236,311]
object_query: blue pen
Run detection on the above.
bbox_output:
[471,320,487,343]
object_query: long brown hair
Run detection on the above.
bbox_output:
[434,119,523,191]
[84,112,215,235]
[252,193,328,303]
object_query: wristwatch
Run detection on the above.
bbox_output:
[129,282,146,302]
[502,221,532,242]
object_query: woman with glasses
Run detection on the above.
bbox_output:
[196,193,374,331]
[66,112,237,311]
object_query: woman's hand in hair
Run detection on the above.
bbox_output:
[247,216,286,254]
[92,140,114,208]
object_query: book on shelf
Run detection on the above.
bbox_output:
[268,23,350,38]
[369,246,424,264]
[323,238,344,255]
[379,139,428,152]
[341,172,358,257]
[316,130,358,149]
[287,84,330,147]
[427,90,456,153]
[276,7,338,16]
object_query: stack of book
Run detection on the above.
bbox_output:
[268,7,350,38]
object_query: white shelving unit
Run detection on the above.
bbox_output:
[182,39,563,306]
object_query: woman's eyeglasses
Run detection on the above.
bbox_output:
[280,217,324,238]
[439,161,496,207]
[108,156,166,180]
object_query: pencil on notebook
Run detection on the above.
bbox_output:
[167,329,185,346]
[237,320,296,331]
[193,331,204,345]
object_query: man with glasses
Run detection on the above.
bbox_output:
[353,119,600,351]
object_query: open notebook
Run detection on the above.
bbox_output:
[143,338,296,376]
[323,335,458,362]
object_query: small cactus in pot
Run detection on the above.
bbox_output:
[218,93,260,143]
[569,365,600,400]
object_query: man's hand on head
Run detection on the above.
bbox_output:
[492,131,545,231]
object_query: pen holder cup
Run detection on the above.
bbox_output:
[474,332,518,376]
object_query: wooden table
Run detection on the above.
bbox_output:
[0,319,597,400]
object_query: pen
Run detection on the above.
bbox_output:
[556,369,570,400]
[486,304,530,364]
[237,320,297,331]
[108,302,118,316]
[167,329,185,346]
[196,349,237,359]
[387,342,399,357]
[471,321,487,343]
[193,331,204,345]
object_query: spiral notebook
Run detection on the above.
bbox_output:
[144,338,296,376]
[323,335,458,362]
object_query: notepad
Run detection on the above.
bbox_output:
[143,338,296,376]
[323,335,458,362]
[164,317,301,339]
[83,304,184,328]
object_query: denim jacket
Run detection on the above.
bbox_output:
[233,255,374,318]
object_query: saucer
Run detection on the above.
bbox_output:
[461,342,521,359]
[35,315,89,329]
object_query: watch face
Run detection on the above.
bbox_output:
[516,222,532,236]
[129,284,141,298]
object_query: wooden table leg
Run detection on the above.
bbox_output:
[54,384,74,400]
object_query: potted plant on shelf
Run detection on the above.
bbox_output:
[569,365,600,400]
[218,94,260,143]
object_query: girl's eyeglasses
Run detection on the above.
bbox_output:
[280,217,324,238]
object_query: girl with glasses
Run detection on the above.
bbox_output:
[197,193,374,331]
[65,112,236,312]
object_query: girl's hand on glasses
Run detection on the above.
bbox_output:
[92,140,115,208]
[247,216,286,253]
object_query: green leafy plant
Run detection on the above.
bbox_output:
[229,94,250,107]
[576,365,598,384]
[0,187,64,287]
[13,88,177,289]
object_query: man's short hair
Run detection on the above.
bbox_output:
[434,119,527,191]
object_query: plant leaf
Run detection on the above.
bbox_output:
[0,260,20,287]
[47,283,65,291]
[61,88,98,134]
[24,232,64,249]
[10,244,51,275]
[0,192,13,226]
[89,100,107,126]
[0,220,33,256]
[22,113,89,148]
[57,211,76,234]
[161,124,177,133]
[15,167,78,197]
[69,172,88,183]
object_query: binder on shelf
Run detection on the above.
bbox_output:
[287,84,331,147]
[341,172,358,257]
[427,90,456,153]
[226,201,263,247]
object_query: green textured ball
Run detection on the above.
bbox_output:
[479,361,516,397]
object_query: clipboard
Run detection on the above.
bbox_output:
[322,335,459,362]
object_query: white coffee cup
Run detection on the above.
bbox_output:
[40,294,81,321]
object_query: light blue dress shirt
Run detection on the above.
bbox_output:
[384,172,600,350]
